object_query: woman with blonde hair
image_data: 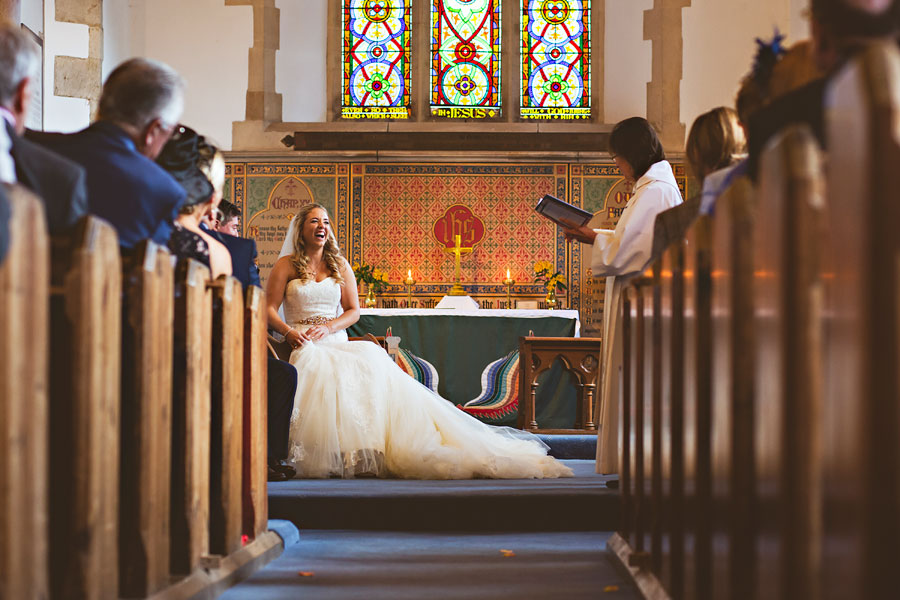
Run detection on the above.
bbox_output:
[685,107,747,214]
[265,203,572,479]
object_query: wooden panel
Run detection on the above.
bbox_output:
[649,265,663,576]
[620,287,633,544]
[49,216,121,599]
[659,240,686,599]
[243,285,269,539]
[170,259,212,575]
[209,276,245,556]
[683,216,713,600]
[0,186,48,600]
[821,42,900,600]
[754,126,825,600]
[119,242,173,597]
[709,178,757,600]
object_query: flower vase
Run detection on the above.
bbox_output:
[545,287,557,310]
[365,287,377,308]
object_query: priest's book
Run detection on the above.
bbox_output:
[534,194,592,228]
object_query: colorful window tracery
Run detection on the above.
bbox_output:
[342,0,412,119]
[521,0,591,120]
[430,0,502,119]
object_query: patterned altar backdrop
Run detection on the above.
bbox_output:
[225,161,690,334]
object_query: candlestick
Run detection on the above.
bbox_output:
[502,269,515,309]
[404,269,416,307]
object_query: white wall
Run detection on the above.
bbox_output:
[43,0,91,132]
[682,0,803,145]
[278,0,327,122]
[604,0,653,125]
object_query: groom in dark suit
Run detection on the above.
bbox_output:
[0,23,87,234]
[28,58,185,249]
[204,200,261,290]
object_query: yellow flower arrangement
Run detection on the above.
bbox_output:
[353,261,389,292]
[533,260,567,293]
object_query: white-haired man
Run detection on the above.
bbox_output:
[0,22,87,234]
[30,57,186,248]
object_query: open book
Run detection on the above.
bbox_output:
[535,194,593,228]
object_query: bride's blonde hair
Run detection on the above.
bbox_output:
[290,203,345,285]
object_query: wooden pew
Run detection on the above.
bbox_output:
[209,275,245,557]
[119,242,174,597]
[820,41,900,600]
[0,186,48,600]
[752,125,825,600]
[243,285,268,539]
[49,216,121,599]
[170,259,212,576]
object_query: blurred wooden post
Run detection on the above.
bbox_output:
[119,242,174,597]
[48,216,121,599]
[243,285,268,539]
[209,276,244,556]
[821,42,900,600]
[170,259,212,575]
[0,187,48,600]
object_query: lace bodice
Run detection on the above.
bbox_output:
[284,277,343,330]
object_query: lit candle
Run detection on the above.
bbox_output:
[506,268,511,280]
[408,269,412,279]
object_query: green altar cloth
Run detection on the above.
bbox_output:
[348,308,581,429]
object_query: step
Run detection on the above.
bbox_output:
[537,433,597,460]
[268,459,619,532]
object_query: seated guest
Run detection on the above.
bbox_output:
[561,117,683,475]
[196,155,261,290]
[685,107,747,214]
[28,58,185,248]
[0,185,9,263]
[747,0,898,178]
[0,22,87,233]
[156,126,232,279]
[216,200,241,236]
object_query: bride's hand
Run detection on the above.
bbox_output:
[306,324,331,341]
[285,328,309,349]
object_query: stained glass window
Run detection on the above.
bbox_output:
[342,0,411,119]
[430,0,502,119]
[521,0,591,120]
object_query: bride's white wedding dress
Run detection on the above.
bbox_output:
[284,276,573,479]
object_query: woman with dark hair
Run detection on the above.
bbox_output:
[562,117,682,474]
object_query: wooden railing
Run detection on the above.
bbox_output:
[0,203,280,598]
[610,42,900,600]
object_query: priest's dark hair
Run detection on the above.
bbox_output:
[608,117,666,180]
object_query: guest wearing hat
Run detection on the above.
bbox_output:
[156,125,232,279]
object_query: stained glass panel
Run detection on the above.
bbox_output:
[430,0,502,119]
[342,0,411,119]
[521,0,591,120]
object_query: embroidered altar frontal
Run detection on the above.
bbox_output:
[224,160,690,333]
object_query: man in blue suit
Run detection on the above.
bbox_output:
[28,58,185,249]
[205,200,261,290]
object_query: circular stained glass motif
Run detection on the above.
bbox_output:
[454,41,477,62]
[363,0,392,23]
[540,0,570,25]
[440,62,490,105]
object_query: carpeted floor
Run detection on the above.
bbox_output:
[220,530,640,600]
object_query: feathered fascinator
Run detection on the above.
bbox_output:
[749,29,787,90]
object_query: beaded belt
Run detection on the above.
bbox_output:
[296,315,333,326]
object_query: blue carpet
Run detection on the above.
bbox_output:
[220,530,640,600]
[537,434,597,459]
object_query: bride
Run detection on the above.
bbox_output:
[265,203,573,479]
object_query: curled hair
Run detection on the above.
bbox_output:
[686,107,746,182]
[98,58,185,130]
[0,23,39,107]
[608,117,666,180]
[290,203,345,285]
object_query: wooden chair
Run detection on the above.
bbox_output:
[517,335,603,432]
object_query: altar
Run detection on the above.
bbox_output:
[348,308,582,429]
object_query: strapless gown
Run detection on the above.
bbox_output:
[283,277,573,479]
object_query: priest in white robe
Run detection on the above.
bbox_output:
[562,117,682,474]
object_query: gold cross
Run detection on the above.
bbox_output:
[446,234,472,296]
